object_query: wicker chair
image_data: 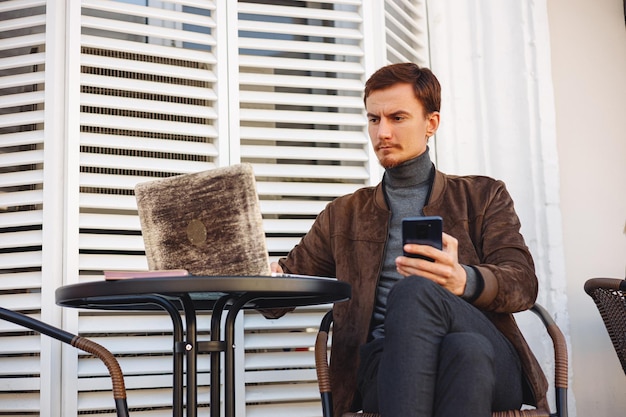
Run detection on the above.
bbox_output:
[315,304,568,417]
[0,306,129,417]
[584,277,626,374]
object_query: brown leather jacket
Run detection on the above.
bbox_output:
[278,169,549,415]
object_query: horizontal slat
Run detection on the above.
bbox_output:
[81,34,216,65]
[80,93,216,119]
[83,0,216,27]
[239,72,363,92]
[80,53,215,83]
[0,230,42,249]
[80,113,218,137]
[79,355,188,377]
[243,332,316,350]
[252,163,369,180]
[0,150,44,168]
[244,311,325,330]
[239,90,362,108]
[260,200,327,215]
[245,382,318,403]
[240,37,362,57]
[238,2,362,23]
[0,392,39,413]
[79,152,214,173]
[241,108,365,126]
[245,368,317,384]
[79,212,140,231]
[79,233,144,251]
[0,335,41,354]
[0,189,43,207]
[80,73,217,101]
[256,181,360,197]
[0,292,41,311]
[76,373,174,392]
[0,169,44,188]
[0,110,44,129]
[0,130,44,147]
[0,0,45,13]
[0,250,42,270]
[78,313,176,334]
[266,237,304,253]
[2,13,46,32]
[0,71,45,90]
[0,91,45,109]
[238,19,362,40]
[240,126,367,144]
[81,132,216,154]
[0,271,41,291]
[238,54,364,74]
[80,335,174,355]
[79,253,148,272]
[0,356,40,375]
[0,377,39,392]
[79,193,139,210]
[246,401,322,417]
[82,15,216,46]
[78,387,179,411]
[262,219,314,234]
[245,351,314,371]
[0,52,45,72]
[242,145,367,162]
[0,33,46,51]
[79,172,168,191]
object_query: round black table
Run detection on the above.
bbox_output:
[56,275,351,417]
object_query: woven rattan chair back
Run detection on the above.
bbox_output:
[584,277,626,374]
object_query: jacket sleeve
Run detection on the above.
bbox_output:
[260,205,336,320]
[278,206,337,278]
[469,181,538,313]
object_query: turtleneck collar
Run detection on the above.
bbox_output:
[383,147,434,189]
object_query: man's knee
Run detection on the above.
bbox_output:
[388,275,443,307]
[439,332,495,372]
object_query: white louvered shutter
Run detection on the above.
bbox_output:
[0,1,50,415]
[74,0,221,414]
[236,2,370,415]
[1,1,429,416]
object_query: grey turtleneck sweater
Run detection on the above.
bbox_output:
[369,148,481,340]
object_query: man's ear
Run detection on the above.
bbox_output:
[426,112,440,137]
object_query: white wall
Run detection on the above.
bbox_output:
[547,0,626,416]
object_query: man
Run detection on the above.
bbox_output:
[269,63,548,417]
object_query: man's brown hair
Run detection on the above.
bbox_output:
[364,63,441,115]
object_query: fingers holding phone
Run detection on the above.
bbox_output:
[398,217,466,294]
[401,216,443,262]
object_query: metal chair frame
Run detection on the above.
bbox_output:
[0,306,129,417]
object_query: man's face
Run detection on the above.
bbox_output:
[365,82,440,169]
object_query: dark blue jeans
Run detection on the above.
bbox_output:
[356,276,523,417]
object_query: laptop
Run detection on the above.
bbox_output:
[134,163,271,276]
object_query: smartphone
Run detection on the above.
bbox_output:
[401,216,443,262]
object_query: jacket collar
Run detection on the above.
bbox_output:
[374,169,445,211]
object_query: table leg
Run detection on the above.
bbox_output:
[208,296,230,417]
[140,295,185,417]
[181,295,197,417]
[224,294,256,417]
